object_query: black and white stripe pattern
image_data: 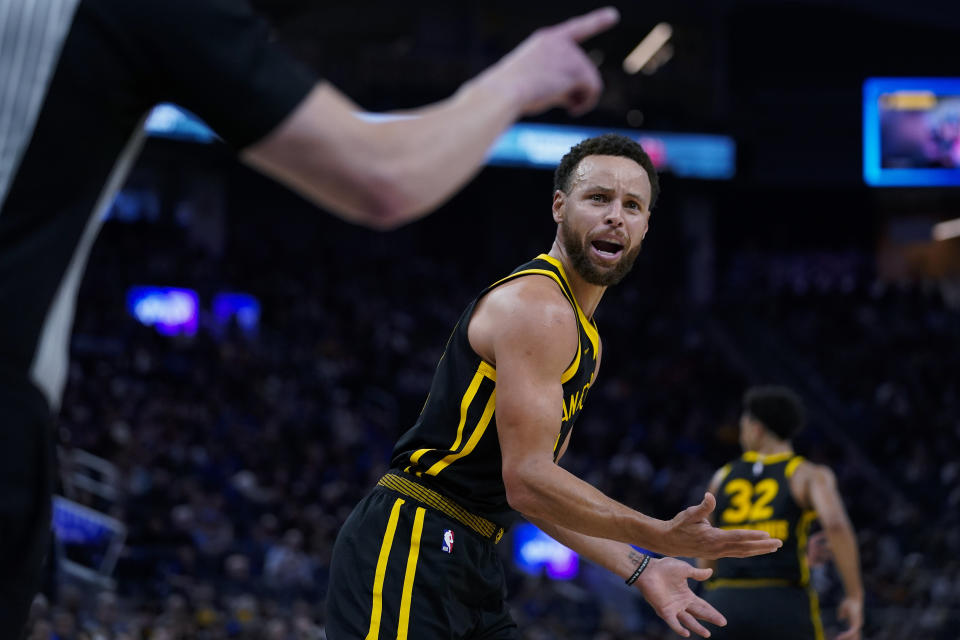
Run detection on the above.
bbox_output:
[0,0,80,210]
[29,123,145,409]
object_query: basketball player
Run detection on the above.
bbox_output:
[0,0,619,633]
[326,134,783,639]
[698,386,864,640]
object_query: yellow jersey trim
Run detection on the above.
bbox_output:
[409,360,494,470]
[477,360,497,381]
[796,509,817,586]
[537,254,601,358]
[718,463,732,483]
[742,451,794,464]
[487,265,583,384]
[785,455,806,478]
[425,390,496,476]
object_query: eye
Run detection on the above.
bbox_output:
[591,193,609,203]
[625,200,641,211]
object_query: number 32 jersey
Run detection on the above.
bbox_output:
[713,452,817,585]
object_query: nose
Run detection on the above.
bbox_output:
[604,202,625,227]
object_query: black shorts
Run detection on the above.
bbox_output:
[325,483,518,640]
[703,583,824,640]
[0,375,55,638]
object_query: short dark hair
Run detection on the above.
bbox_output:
[743,386,806,440]
[553,133,660,209]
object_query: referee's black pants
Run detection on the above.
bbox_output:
[0,377,54,639]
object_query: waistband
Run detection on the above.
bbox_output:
[377,472,505,544]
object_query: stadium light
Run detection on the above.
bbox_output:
[932,217,960,241]
[623,23,673,75]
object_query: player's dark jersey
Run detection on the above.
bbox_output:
[391,254,599,530]
[713,452,817,586]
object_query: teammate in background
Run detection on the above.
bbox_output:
[1,1,620,633]
[326,135,782,639]
[698,386,864,640]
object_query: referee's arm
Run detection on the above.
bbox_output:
[241,8,621,229]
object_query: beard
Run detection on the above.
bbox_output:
[560,222,642,287]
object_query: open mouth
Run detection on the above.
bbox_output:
[591,239,624,258]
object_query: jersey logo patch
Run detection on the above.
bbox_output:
[442,529,454,553]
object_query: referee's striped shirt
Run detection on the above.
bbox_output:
[0,0,315,412]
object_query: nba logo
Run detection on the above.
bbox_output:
[442,529,454,554]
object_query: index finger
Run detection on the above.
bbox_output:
[723,539,784,558]
[661,611,692,638]
[719,528,779,542]
[688,599,726,628]
[552,7,620,42]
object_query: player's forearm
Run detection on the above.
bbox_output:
[504,459,669,553]
[526,515,648,579]
[824,524,864,600]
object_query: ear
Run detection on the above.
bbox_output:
[745,417,764,441]
[552,190,566,223]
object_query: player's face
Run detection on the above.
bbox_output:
[554,155,653,286]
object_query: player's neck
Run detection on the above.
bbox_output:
[547,243,606,319]
[753,440,793,456]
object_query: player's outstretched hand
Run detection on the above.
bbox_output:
[634,557,725,638]
[659,493,783,559]
[482,7,619,117]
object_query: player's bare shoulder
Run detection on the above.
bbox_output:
[788,459,835,509]
[468,274,578,368]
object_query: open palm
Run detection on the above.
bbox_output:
[635,557,725,638]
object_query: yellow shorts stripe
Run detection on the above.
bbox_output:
[365,498,404,640]
[397,507,426,640]
[808,587,825,640]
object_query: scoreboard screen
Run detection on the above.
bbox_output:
[864,78,960,186]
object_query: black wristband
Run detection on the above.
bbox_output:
[625,554,651,586]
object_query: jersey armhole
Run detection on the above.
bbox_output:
[717,463,732,484]
[785,456,805,478]
[471,270,583,381]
